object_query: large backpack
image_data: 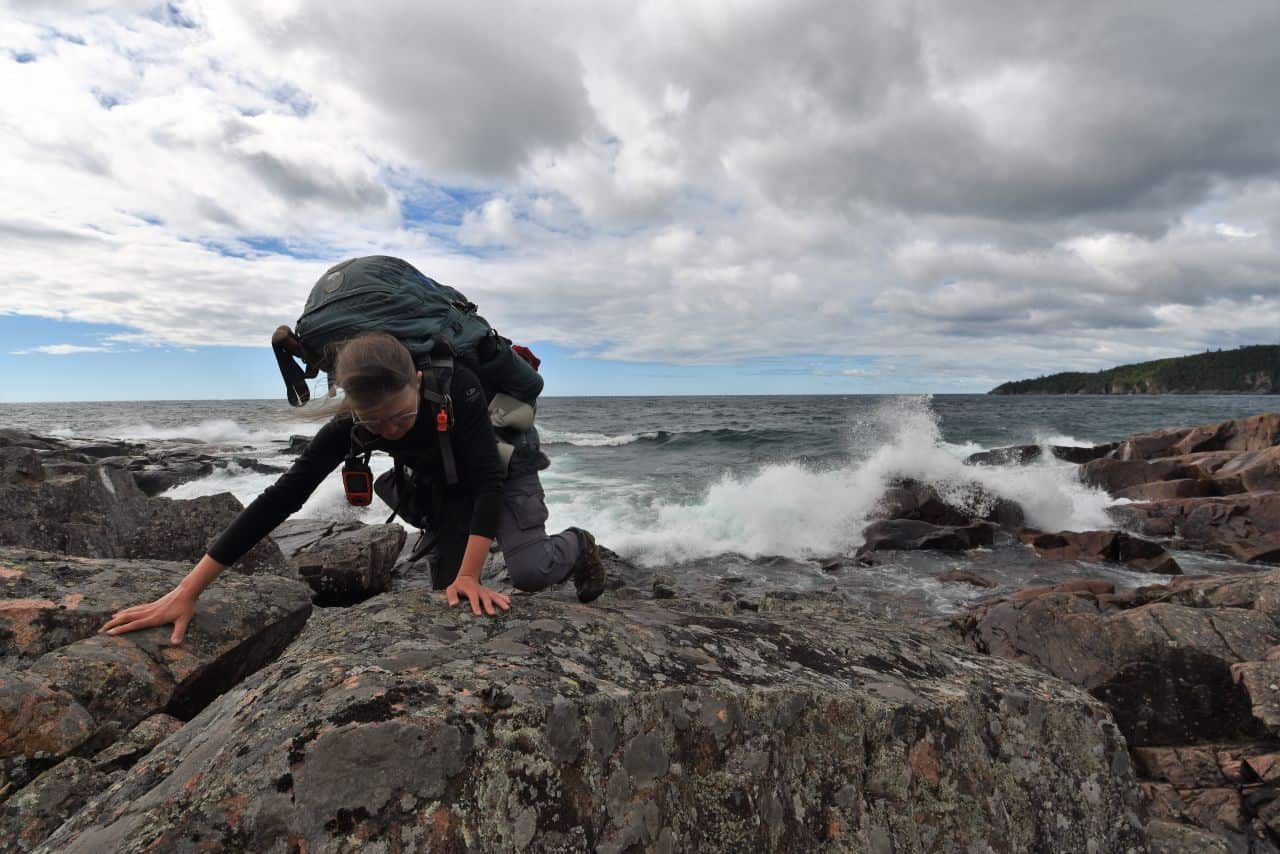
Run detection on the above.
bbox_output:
[271,256,543,491]
[272,255,542,408]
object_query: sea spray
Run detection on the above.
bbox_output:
[544,396,1115,565]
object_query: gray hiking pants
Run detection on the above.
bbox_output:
[431,473,582,591]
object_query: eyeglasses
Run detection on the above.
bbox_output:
[352,407,418,432]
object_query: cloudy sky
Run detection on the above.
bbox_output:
[2,1,1278,400]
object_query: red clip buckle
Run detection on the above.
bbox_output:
[436,409,449,432]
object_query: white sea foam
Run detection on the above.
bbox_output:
[544,396,1115,566]
[54,418,316,446]
[538,428,658,447]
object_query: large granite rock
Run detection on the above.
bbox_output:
[0,547,312,800]
[1020,529,1182,575]
[40,594,1146,853]
[1112,414,1280,463]
[0,715,182,853]
[272,519,405,604]
[951,570,1280,748]
[0,453,149,557]
[1111,493,1280,565]
[950,569,1280,850]
[0,432,293,577]
[127,492,294,579]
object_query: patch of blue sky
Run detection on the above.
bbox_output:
[239,236,334,261]
[148,3,198,30]
[269,84,315,118]
[43,28,87,46]
[93,89,120,109]
[191,235,336,261]
[12,50,37,64]
[127,212,164,227]
[398,182,493,228]
[0,315,291,401]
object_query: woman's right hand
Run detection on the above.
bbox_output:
[100,584,199,645]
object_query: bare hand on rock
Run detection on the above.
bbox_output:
[445,576,511,617]
[100,584,198,644]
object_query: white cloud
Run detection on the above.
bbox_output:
[0,0,1278,389]
[12,344,112,355]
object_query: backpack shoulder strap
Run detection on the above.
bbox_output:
[419,349,459,486]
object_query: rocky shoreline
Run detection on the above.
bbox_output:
[1,413,1278,851]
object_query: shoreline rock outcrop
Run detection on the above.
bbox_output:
[0,545,313,844]
[37,591,1146,853]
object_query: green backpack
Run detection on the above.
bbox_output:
[272,255,542,408]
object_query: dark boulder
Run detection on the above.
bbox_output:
[272,519,405,604]
[965,442,1117,466]
[127,493,294,579]
[285,435,311,455]
[860,519,997,554]
[0,454,149,558]
[39,592,1145,853]
[876,478,1024,530]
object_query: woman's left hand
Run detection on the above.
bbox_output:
[445,576,511,616]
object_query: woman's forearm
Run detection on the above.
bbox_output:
[179,553,228,599]
[457,535,493,582]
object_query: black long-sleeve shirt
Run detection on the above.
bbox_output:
[209,365,503,567]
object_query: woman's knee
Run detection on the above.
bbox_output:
[505,546,555,592]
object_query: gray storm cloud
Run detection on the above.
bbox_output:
[0,0,1277,388]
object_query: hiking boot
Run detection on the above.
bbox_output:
[569,528,606,603]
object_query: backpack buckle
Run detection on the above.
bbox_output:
[436,395,453,432]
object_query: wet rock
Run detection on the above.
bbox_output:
[876,478,1025,530]
[935,568,996,588]
[1115,478,1219,502]
[285,435,311,455]
[965,443,1117,466]
[0,447,45,484]
[0,431,63,453]
[1020,529,1182,574]
[68,441,144,460]
[127,493,294,579]
[860,518,996,553]
[0,545,312,819]
[272,519,405,604]
[1111,493,1280,565]
[41,593,1145,853]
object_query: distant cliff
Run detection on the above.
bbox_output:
[991,345,1280,395]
